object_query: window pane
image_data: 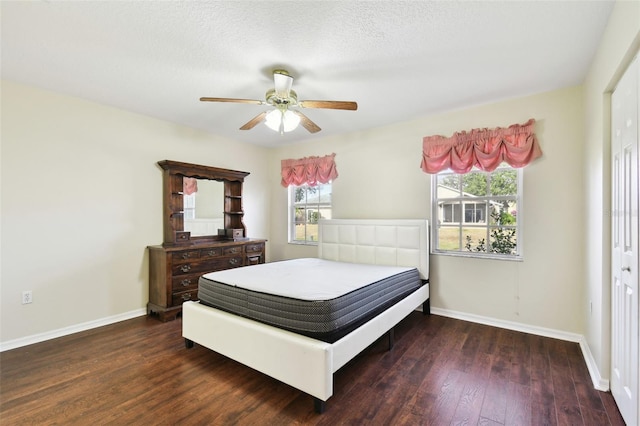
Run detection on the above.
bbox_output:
[453,203,462,223]
[293,187,307,204]
[317,183,332,203]
[464,203,486,223]
[437,174,460,197]
[439,201,463,223]
[461,172,487,196]
[489,201,517,226]
[507,202,518,225]
[489,169,518,196]
[438,226,461,250]
[463,227,488,253]
[303,186,319,204]
[306,222,319,242]
[294,223,306,241]
[489,227,517,255]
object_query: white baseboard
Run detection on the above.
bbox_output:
[430,307,609,391]
[0,308,147,352]
[578,337,610,391]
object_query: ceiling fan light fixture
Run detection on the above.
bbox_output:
[265,109,300,134]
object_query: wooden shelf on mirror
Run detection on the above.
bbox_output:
[157,160,249,245]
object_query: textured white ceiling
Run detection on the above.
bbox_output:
[1,1,614,147]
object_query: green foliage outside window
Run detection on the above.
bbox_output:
[465,206,517,255]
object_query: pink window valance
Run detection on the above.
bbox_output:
[281,153,338,187]
[420,118,542,174]
[183,177,198,195]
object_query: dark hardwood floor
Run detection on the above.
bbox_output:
[1,312,625,425]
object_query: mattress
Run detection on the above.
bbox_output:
[198,258,422,343]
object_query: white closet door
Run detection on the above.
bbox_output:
[611,54,639,426]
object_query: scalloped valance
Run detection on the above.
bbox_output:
[281,153,338,187]
[420,119,542,174]
[183,177,198,195]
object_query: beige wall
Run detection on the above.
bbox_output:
[583,0,640,384]
[0,80,270,344]
[270,85,586,334]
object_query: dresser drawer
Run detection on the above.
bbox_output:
[171,274,200,291]
[200,247,222,258]
[171,256,243,275]
[172,289,198,305]
[223,245,244,256]
[246,243,264,253]
[172,250,200,262]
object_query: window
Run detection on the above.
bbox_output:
[432,164,522,259]
[183,193,196,220]
[289,182,332,244]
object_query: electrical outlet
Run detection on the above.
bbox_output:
[22,290,33,304]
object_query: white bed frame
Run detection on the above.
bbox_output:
[182,219,430,412]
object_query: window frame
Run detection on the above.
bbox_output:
[288,182,332,245]
[431,165,524,261]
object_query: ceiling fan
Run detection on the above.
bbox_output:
[200,69,358,134]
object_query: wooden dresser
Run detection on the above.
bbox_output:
[148,239,266,321]
[148,160,267,321]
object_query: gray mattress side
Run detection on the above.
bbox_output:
[197,268,421,343]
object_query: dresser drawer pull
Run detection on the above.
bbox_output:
[206,250,217,256]
[180,279,191,287]
[182,252,189,259]
[181,293,192,301]
[229,248,239,254]
[229,258,240,266]
[181,265,191,272]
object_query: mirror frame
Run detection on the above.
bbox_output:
[158,160,250,246]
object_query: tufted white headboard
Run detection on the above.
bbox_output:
[318,219,429,280]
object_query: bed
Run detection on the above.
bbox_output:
[182,219,430,413]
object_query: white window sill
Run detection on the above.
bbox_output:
[288,241,319,246]
[431,250,523,262]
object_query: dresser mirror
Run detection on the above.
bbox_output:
[183,179,224,237]
[157,160,250,245]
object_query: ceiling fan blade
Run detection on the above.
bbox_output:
[298,100,358,110]
[239,111,268,130]
[200,97,264,105]
[273,70,293,99]
[292,110,321,133]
